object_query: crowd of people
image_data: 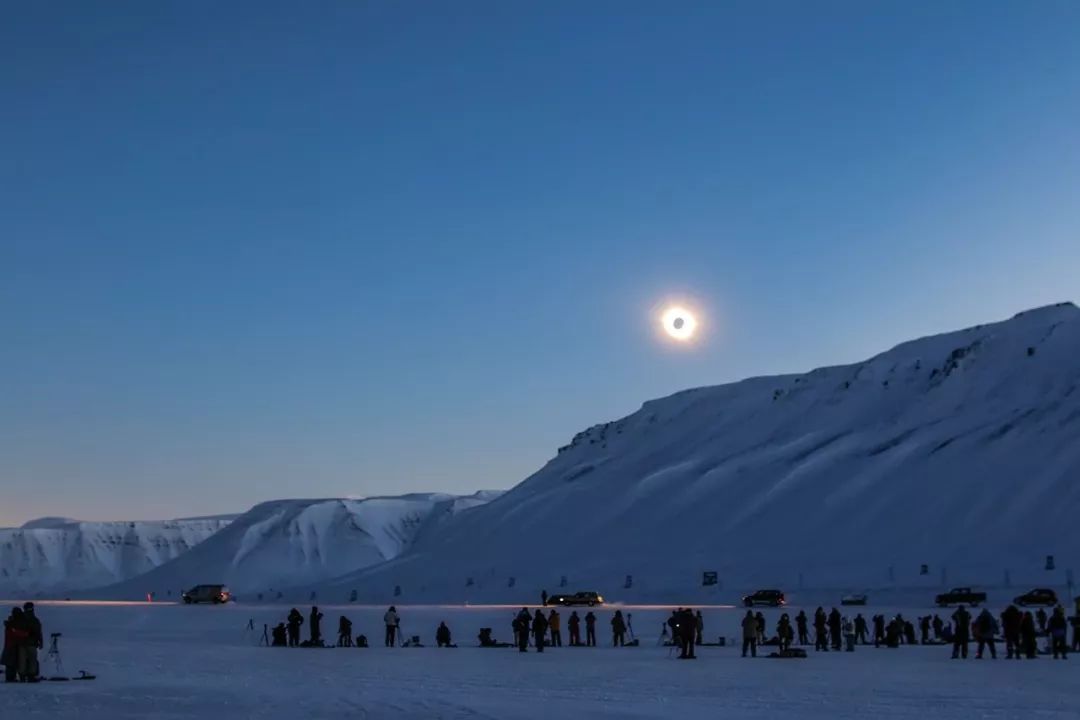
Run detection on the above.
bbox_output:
[2,603,44,683]
[270,605,458,649]
[734,600,1080,661]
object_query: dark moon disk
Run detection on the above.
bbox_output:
[673,317,685,330]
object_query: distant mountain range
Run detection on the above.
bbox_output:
[0,516,235,596]
[13,303,1080,603]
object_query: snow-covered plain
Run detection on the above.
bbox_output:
[3,601,1076,719]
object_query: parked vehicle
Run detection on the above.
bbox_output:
[742,589,786,607]
[1014,588,1058,607]
[935,587,986,607]
[546,591,604,607]
[182,584,231,604]
[841,593,868,606]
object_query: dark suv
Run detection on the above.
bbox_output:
[182,584,231,604]
[1014,588,1058,607]
[546,591,604,607]
[743,589,785,607]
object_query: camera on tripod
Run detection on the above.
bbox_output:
[51,632,62,639]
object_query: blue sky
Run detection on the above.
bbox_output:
[3,1,1079,525]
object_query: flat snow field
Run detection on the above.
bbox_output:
[2,603,1076,719]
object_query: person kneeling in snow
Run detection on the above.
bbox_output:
[271,623,288,647]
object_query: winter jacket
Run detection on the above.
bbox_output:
[741,614,757,639]
[2,620,28,666]
[532,613,549,636]
[384,610,399,627]
[611,614,627,633]
[585,613,596,628]
[548,612,561,631]
[568,614,580,630]
[952,608,971,637]
[1048,613,1068,638]
[1002,607,1022,635]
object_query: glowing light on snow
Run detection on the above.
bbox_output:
[661,306,698,342]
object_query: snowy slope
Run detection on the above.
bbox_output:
[0,516,235,596]
[320,303,1080,603]
[93,492,500,599]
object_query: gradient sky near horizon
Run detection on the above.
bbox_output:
[3,1,1079,526]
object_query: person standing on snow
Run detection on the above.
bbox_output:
[873,614,885,648]
[611,611,627,647]
[1001,605,1022,659]
[695,611,704,646]
[975,609,996,659]
[678,609,696,659]
[286,608,304,648]
[3,607,29,682]
[741,610,758,658]
[309,606,323,646]
[814,608,829,652]
[337,616,353,647]
[919,616,931,645]
[1048,607,1068,659]
[584,611,597,647]
[383,606,399,648]
[796,610,809,645]
[20,603,42,681]
[1020,611,1038,659]
[567,611,581,646]
[777,614,793,652]
[754,612,766,645]
[548,609,562,647]
[532,609,549,653]
[514,609,530,652]
[951,605,971,659]
[828,608,842,650]
[854,614,868,644]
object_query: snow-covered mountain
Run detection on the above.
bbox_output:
[93,492,500,599]
[0,516,235,596]
[316,303,1080,603]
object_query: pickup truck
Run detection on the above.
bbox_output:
[935,587,987,607]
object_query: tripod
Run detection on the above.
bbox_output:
[47,634,64,677]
